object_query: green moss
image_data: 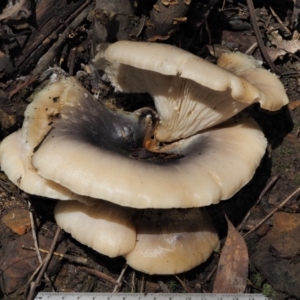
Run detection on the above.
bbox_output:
[262,282,278,298]
[251,271,264,287]
[167,280,178,292]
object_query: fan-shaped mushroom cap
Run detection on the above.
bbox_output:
[31,75,267,208]
[0,130,85,200]
[124,208,219,275]
[95,41,288,142]
[55,200,136,257]
[217,52,286,111]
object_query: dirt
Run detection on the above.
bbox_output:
[1,0,300,299]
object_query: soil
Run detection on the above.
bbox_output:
[0,0,300,299]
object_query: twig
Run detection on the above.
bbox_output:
[174,275,194,293]
[269,6,291,37]
[25,257,46,289]
[27,201,53,291]
[246,0,280,74]
[130,270,137,292]
[203,264,217,283]
[245,41,258,54]
[237,175,280,231]
[243,186,300,239]
[22,245,88,265]
[140,274,145,293]
[77,266,116,285]
[113,264,128,293]
[27,227,61,300]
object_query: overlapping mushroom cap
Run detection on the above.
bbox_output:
[94,41,288,142]
[0,41,289,274]
[55,200,220,274]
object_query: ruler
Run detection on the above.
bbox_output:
[35,293,268,300]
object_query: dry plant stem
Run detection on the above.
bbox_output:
[269,6,291,37]
[113,264,128,293]
[203,264,217,283]
[131,271,137,292]
[27,202,42,263]
[77,266,116,285]
[245,41,258,54]
[246,0,280,74]
[22,245,88,265]
[27,201,53,291]
[140,274,145,293]
[237,175,280,231]
[27,227,61,300]
[25,257,46,290]
[174,275,194,293]
[243,185,300,239]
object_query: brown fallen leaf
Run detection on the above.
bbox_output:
[288,100,300,111]
[268,38,300,61]
[213,215,248,293]
[0,232,66,294]
[2,209,32,235]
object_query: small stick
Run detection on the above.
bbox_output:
[27,227,61,300]
[113,264,128,293]
[174,275,194,293]
[269,6,291,37]
[27,202,42,263]
[243,185,300,239]
[131,270,137,293]
[77,266,116,284]
[246,0,280,74]
[140,274,145,293]
[237,175,280,231]
[22,245,88,265]
[245,41,258,54]
[25,258,46,289]
[27,201,53,290]
[203,264,217,283]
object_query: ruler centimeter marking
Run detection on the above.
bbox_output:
[35,293,268,300]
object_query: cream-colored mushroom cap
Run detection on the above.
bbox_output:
[31,75,267,208]
[124,208,219,275]
[96,41,288,142]
[55,200,136,257]
[0,130,85,200]
[0,74,95,203]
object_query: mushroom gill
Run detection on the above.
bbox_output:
[94,41,288,142]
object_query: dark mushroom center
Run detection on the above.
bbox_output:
[45,92,182,163]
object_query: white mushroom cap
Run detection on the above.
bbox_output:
[0,73,268,209]
[124,208,219,275]
[217,52,286,111]
[31,81,267,208]
[55,200,136,257]
[0,74,97,203]
[0,130,85,200]
[96,41,288,142]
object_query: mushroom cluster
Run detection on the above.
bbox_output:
[0,42,288,274]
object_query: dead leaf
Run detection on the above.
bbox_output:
[268,38,300,61]
[252,212,300,298]
[288,100,300,111]
[213,215,248,293]
[0,0,30,21]
[0,232,66,294]
[2,209,31,235]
